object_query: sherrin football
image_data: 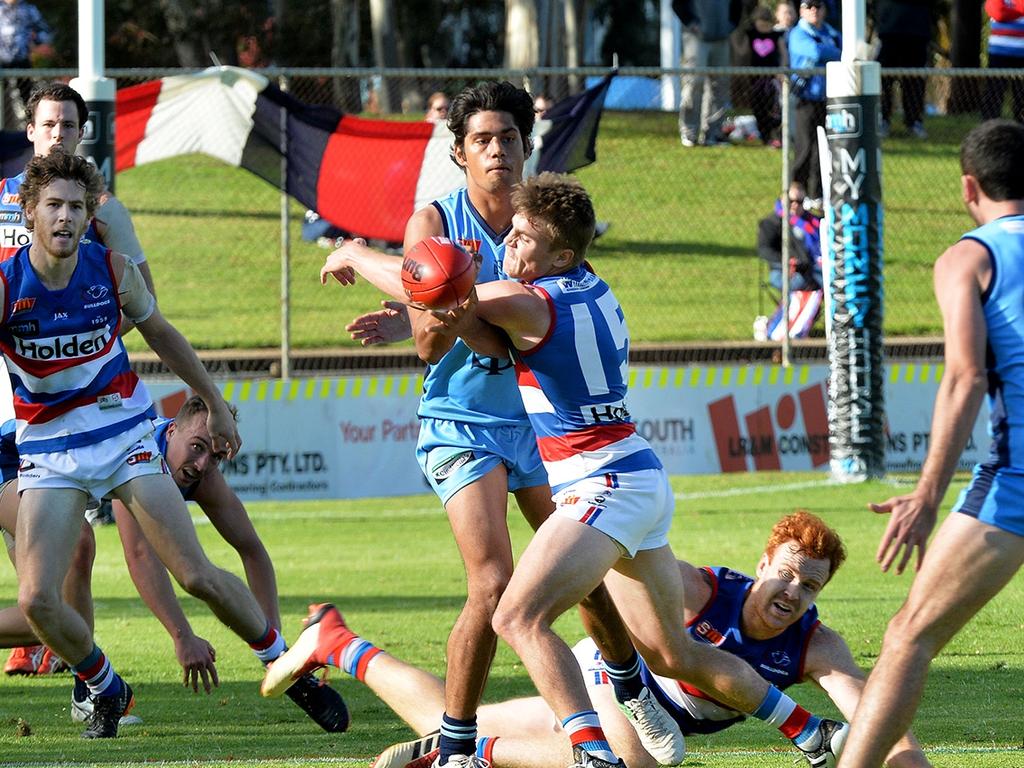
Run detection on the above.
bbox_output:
[401,237,477,310]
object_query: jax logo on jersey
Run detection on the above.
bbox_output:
[13,327,111,361]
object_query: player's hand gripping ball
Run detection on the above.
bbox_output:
[401,237,478,310]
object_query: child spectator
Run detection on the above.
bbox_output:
[746,5,785,146]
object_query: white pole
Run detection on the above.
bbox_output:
[841,0,870,63]
[659,0,681,111]
[71,0,117,191]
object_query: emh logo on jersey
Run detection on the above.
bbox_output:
[708,383,829,472]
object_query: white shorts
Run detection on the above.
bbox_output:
[552,468,674,557]
[17,422,167,498]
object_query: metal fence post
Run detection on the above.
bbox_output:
[279,74,291,381]
[780,76,791,367]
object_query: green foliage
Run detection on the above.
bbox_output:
[0,471,1019,766]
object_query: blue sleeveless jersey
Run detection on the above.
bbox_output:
[1,171,101,262]
[418,188,528,426]
[0,240,155,452]
[515,265,660,492]
[640,566,820,735]
[962,215,1024,470]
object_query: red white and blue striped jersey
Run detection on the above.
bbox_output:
[515,265,660,492]
[0,240,155,453]
[990,7,1024,59]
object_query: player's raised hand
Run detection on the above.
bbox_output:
[423,289,479,337]
[870,493,938,575]
[345,300,411,345]
[174,633,219,693]
[319,238,366,285]
[207,402,241,459]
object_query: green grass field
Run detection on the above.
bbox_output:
[116,111,973,352]
[1,471,1020,767]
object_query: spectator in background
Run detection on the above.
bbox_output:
[425,91,450,123]
[757,181,823,292]
[0,0,51,123]
[776,1,797,33]
[788,0,841,204]
[673,0,743,146]
[533,93,554,116]
[983,0,1024,124]
[745,5,785,146]
[876,0,934,139]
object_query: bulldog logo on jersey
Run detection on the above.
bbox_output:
[85,284,109,301]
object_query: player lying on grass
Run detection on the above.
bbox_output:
[278,174,851,768]
[264,512,930,768]
[0,402,347,732]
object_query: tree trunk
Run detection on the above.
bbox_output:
[158,0,203,67]
[947,0,983,114]
[370,0,402,113]
[330,0,363,112]
[506,0,540,71]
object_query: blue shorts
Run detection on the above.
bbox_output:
[952,463,1024,537]
[416,418,548,505]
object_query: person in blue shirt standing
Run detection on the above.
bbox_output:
[0,0,51,122]
[787,0,841,204]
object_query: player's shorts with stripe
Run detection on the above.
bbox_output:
[952,462,1024,537]
[17,421,167,498]
[552,467,674,557]
[416,417,548,505]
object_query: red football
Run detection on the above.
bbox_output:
[401,237,477,309]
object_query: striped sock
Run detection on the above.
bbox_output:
[475,736,499,762]
[249,624,286,665]
[439,712,477,764]
[71,645,123,698]
[563,710,616,762]
[752,686,821,745]
[331,636,382,681]
[602,650,645,702]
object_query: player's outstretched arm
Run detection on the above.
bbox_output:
[420,290,512,360]
[869,240,989,575]
[112,501,219,693]
[804,624,931,767]
[320,237,404,297]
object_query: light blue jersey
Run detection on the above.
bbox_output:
[952,214,1024,536]
[415,188,546,503]
[418,188,527,426]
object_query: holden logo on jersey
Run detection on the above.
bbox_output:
[581,399,630,425]
[11,297,36,315]
[85,284,109,301]
[14,327,111,361]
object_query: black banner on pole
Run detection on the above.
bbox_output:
[825,93,885,480]
[78,99,116,193]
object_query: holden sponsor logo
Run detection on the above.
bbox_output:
[14,328,111,360]
[1,225,30,249]
[581,398,630,425]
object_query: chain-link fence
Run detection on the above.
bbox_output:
[0,66,1013,358]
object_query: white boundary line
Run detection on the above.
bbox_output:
[674,476,915,501]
